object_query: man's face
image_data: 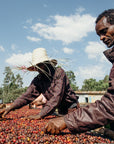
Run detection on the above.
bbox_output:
[36,63,46,74]
[95,16,114,48]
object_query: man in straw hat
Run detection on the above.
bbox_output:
[0,48,79,120]
[44,9,114,140]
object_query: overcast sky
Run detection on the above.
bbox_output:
[0,0,113,88]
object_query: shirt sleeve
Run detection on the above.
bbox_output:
[13,76,41,109]
[64,65,114,133]
[40,69,66,118]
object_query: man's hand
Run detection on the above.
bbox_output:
[0,108,6,118]
[2,107,13,118]
[0,104,6,109]
[26,114,41,120]
[0,104,14,118]
[44,116,67,134]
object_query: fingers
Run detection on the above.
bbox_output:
[0,108,6,118]
[0,109,5,113]
[44,123,48,133]
[24,116,35,120]
[25,115,34,120]
[49,122,56,134]
[25,115,41,120]
[2,107,13,118]
[45,122,52,133]
[0,109,5,118]
[44,121,60,135]
[2,110,8,118]
[54,128,60,135]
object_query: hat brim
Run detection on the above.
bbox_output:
[27,59,57,72]
[27,65,37,71]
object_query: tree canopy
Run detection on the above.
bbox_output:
[81,75,109,91]
[66,70,79,91]
[0,67,26,103]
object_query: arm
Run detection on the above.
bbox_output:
[64,95,114,133]
[44,91,114,134]
[2,77,41,117]
[12,84,40,109]
[64,65,114,133]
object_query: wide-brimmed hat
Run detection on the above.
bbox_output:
[27,48,57,71]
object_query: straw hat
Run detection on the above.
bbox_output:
[27,48,57,71]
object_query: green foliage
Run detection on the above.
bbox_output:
[81,75,109,91]
[66,71,75,84]
[81,78,97,91]
[66,70,79,91]
[103,75,109,83]
[3,88,27,103]
[1,66,25,103]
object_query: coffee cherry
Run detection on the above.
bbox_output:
[0,105,113,143]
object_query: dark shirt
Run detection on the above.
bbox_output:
[13,67,79,118]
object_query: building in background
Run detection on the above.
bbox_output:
[76,91,106,105]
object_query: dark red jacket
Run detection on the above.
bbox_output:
[64,47,114,133]
[13,67,79,118]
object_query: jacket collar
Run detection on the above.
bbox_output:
[103,46,114,63]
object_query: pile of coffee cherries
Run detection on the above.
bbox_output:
[0,106,113,144]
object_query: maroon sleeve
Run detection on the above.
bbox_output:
[64,65,114,133]
[40,69,66,118]
[13,77,41,109]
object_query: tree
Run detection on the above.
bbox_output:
[81,75,109,91]
[81,78,97,91]
[66,70,78,91]
[3,67,14,91]
[15,74,23,88]
[96,75,109,91]
[2,66,23,103]
[103,75,109,83]
[9,74,23,90]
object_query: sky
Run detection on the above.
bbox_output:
[0,0,114,89]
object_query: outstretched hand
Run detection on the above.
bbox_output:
[44,116,67,134]
[0,107,12,118]
[0,108,6,118]
[25,114,41,120]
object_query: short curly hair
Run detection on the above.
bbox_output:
[96,9,114,24]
